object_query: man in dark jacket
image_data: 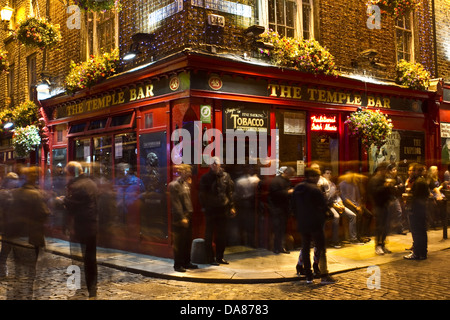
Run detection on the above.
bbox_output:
[292,167,328,283]
[199,157,235,265]
[169,164,197,272]
[404,163,429,260]
[64,161,99,299]
[268,166,294,254]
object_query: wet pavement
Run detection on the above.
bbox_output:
[42,228,450,283]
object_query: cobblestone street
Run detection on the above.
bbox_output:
[1,246,449,301]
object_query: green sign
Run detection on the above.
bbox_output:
[200,105,211,123]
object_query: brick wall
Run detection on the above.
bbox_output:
[0,0,441,113]
[434,0,450,79]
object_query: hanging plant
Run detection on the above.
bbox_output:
[395,59,430,90]
[12,100,42,128]
[345,108,393,151]
[367,0,421,17]
[73,0,121,12]
[259,30,338,76]
[12,125,42,158]
[64,48,119,94]
[0,49,8,73]
[15,17,61,49]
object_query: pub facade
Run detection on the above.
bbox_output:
[40,49,438,257]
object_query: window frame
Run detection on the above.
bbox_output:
[394,12,414,63]
[260,0,314,40]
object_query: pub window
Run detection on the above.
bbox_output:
[395,13,413,62]
[111,113,134,127]
[309,113,339,175]
[68,123,86,135]
[57,129,63,143]
[276,110,306,175]
[88,118,108,131]
[266,0,313,39]
[83,9,119,59]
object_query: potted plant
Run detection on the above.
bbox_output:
[73,0,121,12]
[15,17,61,49]
[367,0,421,17]
[12,125,42,158]
[0,49,8,72]
[345,108,393,152]
[259,30,338,76]
[395,59,430,90]
[64,48,119,94]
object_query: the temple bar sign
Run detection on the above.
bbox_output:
[54,72,189,119]
[267,83,422,112]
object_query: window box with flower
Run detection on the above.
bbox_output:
[64,48,119,94]
[395,59,430,90]
[258,30,338,76]
[367,0,421,17]
[345,108,393,152]
[73,0,121,12]
[15,17,61,49]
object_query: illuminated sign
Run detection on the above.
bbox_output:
[310,115,338,132]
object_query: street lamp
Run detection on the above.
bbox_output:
[0,4,13,22]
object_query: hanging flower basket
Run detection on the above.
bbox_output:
[15,17,61,49]
[73,0,121,12]
[367,0,421,17]
[259,30,338,76]
[12,125,42,158]
[345,109,393,151]
[395,59,430,90]
[12,100,42,128]
[0,49,8,72]
[64,48,119,94]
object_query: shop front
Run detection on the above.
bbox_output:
[40,51,438,257]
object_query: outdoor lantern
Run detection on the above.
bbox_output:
[1,4,13,22]
[36,79,51,92]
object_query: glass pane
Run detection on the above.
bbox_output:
[276,110,306,175]
[74,138,91,164]
[114,133,143,225]
[286,28,295,38]
[69,123,86,134]
[286,1,295,27]
[404,14,411,30]
[269,0,275,24]
[93,136,112,180]
[276,0,285,25]
[111,113,133,127]
[88,118,107,131]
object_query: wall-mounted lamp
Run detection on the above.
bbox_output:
[1,2,14,31]
[1,4,13,22]
[36,78,51,92]
[2,120,14,131]
[123,32,155,62]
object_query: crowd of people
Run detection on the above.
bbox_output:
[0,158,448,296]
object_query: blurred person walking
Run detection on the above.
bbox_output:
[5,167,49,299]
[368,162,394,255]
[63,161,99,299]
[169,164,197,272]
[268,166,294,254]
[292,167,330,284]
[404,163,429,260]
[0,172,20,277]
[199,157,235,265]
